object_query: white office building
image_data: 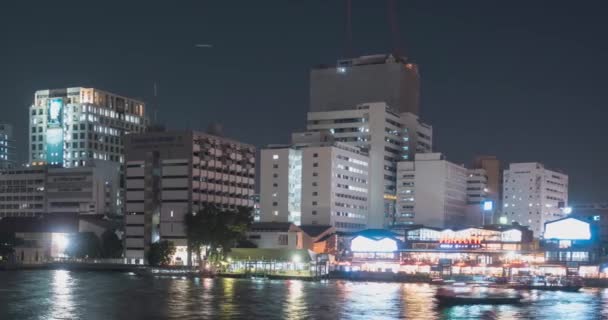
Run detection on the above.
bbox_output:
[260,131,369,232]
[396,153,468,228]
[306,102,431,228]
[502,163,569,237]
[29,87,146,167]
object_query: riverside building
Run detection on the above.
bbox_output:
[123,129,256,265]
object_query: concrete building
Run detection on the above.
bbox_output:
[502,162,569,237]
[0,160,120,218]
[310,54,420,115]
[396,153,468,228]
[29,87,146,167]
[260,147,303,225]
[0,167,46,217]
[260,131,369,232]
[246,222,335,251]
[306,103,408,228]
[473,155,501,220]
[400,112,432,155]
[123,130,256,264]
[0,124,16,169]
[465,168,490,226]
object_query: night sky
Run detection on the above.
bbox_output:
[1,1,607,203]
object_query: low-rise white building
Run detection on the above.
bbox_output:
[396,153,467,228]
[502,162,569,237]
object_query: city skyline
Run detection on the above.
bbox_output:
[1,1,606,203]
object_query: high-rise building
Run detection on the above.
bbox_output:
[29,87,146,167]
[396,153,468,228]
[310,54,420,115]
[260,131,369,232]
[502,163,569,237]
[0,124,15,169]
[0,160,120,218]
[473,155,501,220]
[307,103,405,228]
[123,130,256,264]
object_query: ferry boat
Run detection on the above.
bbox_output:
[436,285,523,306]
[508,276,583,292]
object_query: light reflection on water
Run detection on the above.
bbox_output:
[0,270,606,319]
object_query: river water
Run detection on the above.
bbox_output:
[0,270,606,319]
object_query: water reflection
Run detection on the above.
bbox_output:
[50,270,76,319]
[1,271,607,320]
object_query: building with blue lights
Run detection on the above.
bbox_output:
[0,123,15,169]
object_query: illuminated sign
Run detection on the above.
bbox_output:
[46,98,64,166]
[439,243,482,249]
[483,201,493,211]
[48,98,63,126]
[544,218,591,240]
[350,236,398,253]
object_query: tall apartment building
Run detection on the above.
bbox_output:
[310,54,420,115]
[260,131,369,232]
[0,124,16,169]
[502,163,569,237]
[0,160,120,218]
[396,153,468,228]
[29,87,146,167]
[306,102,431,228]
[123,130,256,264]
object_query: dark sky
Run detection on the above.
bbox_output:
[1,1,607,203]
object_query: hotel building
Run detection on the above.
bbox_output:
[123,129,256,264]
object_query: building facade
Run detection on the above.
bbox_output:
[29,87,146,167]
[307,103,408,228]
[0,124,16,169]
[473,155,501,221]
[123,130,256,264]
[502,162,569,237]
[399,112,432,154]
[465,168,490,226]
[260,132,369,232]
[0,160,120,218]
[310,54,420,115]
[396,153,468,228]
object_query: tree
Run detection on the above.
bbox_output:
[66,232,102,259]
[0,232,23,260]
[147,240,176,266]
[184,205,252,268]
[101,229,123,258]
